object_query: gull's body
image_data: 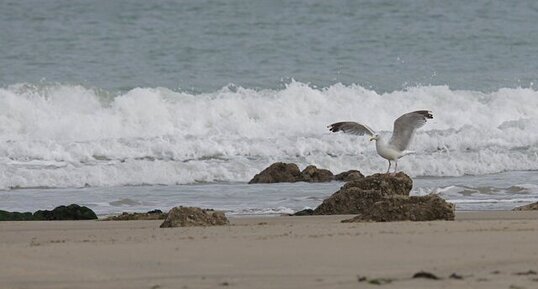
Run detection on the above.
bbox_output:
[328,110,433,173]
[374,136,405,160]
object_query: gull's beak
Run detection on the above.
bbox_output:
[369,137,375,141]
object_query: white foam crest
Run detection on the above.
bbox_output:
[1,82,537,188]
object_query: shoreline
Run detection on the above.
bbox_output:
[2,211,538,289]
[2,169,538,216]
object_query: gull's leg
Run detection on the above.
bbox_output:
[386,160,391,174]
[394,160,398,174]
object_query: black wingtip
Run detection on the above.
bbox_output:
[327,122,344,133]
[416,110,433,119]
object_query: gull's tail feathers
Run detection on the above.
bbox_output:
[402,150,416,156]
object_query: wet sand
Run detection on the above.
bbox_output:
[1,211,538,289]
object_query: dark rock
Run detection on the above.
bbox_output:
[314,187,387,215]
[512,202,538,211]
[412,271,440,280]
[103,210,168,221]
[160,206,229,228]
[248,162,302,184]
[0,210,34,221]
[292,209,314,216]
[313,172,413,215]
[334,170,365,182]
[248,162,338,183]
[147,209,163,214]
[299,165,334,182]
[341,172,413,196]
[33,204,98,220]
[0,205,97,221]
[342,194,455,222]
[310,172,454,222]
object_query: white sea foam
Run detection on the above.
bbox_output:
[1,82,537,189]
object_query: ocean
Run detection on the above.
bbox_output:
[1,0,537,215]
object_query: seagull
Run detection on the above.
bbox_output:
[327,110,433,174]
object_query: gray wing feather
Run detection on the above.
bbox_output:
[327,121,375,136]
[389,110,433,151]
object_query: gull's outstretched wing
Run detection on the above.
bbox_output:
[327,121,375,136]
[389,110,433,151]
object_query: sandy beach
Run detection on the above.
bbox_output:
[3,1,538,289]
[1,211,538,289]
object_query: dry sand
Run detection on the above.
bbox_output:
[1,211,538,289]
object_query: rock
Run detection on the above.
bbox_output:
[248,162,338,183]
[313,172,413,215]
[314,187,388,215]
[341,172,413,196]
[0,210,34,221]
[341,194,455,222]
[334,170,365,182]
[33,204,97,220]
[0,205,97,221]
[103,210,167,221]
[299,165,334,182]
[512,202,538,211]
[248,162,302,184]
[147,209,163,214]
[292,209,314,216]
[310,172,454,222]
[160,206,229,228]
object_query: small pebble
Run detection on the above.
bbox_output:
[514,270,536,276]
[412,271,440,280]
[449,273,463,280]
[357,275,367,282]
[368,278,392,285]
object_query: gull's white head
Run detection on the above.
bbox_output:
[369,134,380,142]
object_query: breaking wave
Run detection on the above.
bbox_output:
[1,82,537,189]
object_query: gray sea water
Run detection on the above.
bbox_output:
[2,0,538,92]
[2,171,538,216]
[1,0,538,214]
